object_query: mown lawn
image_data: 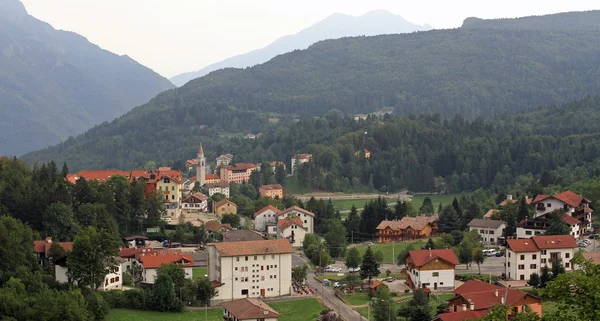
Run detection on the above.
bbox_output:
[106,298,324,321]
[192,267,208,279]
[354,240,427,264]
[344,293,372,306]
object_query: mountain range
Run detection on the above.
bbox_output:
[0,0,174,156]
[169,10,432,86]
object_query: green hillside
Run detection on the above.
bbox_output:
[462,10,600,31]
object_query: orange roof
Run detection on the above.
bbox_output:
[222,163,259,171]
[205,181,229,189]
[140,254,193,269]
[269,161,285,167]
[259,184,284,192]
[206,173,220,180]
[370,280,384,289]
[215,199,237,209]
[204,220,233,232]
[437,310,487,321]
[184,192,208,203]
[406,249,459,267]
[208,239,294,257]
[221,298,280,319]
[582,252,600,265]
[33,238,73,254]
[483,209,500,219]
[533,191,588,208]
[506,239,539,253]
[376,215,438,232]
[66,170,130,184]
[129,168,183,184]
[292,154,312,160]
[254,205,281,218]
[278,217,303,230]
[278,206,314,217]
[562,214,580,225]
[452,280,536,310]
[507,235,577,252]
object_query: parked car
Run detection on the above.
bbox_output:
[349,267,361,272]
[589,234,599,239]
[364,242,374,246]
[325,266,342,273]
[495,251,505,257]
[163,217,172,223]
[386,277,395,283]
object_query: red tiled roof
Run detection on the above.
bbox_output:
[370,280,385,289]
[222,163,259,171]
[533,194,550,203]
[129,169,183,184]
[483,209,500,219]
[278,206,315,217]
[533,191,587,208]
[208,239,294,257]
[437,310,487,321]
[140,254,193,269]
[205,181,229,189]
[33,239,73,254]
[532,235,577,249]
[221,298,280,319]
[452,280,534,310]
[254,205,281,218]
[582,252,600,265]
[376,215,438,232]
[269,161,285,167]
[562,214,580,225]
[406,249,459,267]
[118,248,137,258]
[259,184,284,192]
[184,192,208,203]
[66,170,130,184]
[206,173,220,180]
[506,239,539,253]
[204,220,233,232]
[215,199,237,209]
[134,249,182,261]
[278,217,303,230]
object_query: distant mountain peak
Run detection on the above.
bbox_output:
[0,0,27,17]
[361,9,399,18]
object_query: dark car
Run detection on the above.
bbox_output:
[589,234,599,239]
[495,251,505,257]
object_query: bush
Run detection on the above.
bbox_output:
[85,291,111,321]
[100,288,150,310]
[404,289,410,294]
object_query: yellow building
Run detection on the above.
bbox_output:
[206,173,221,184]
[215,199,237,216]
[355,149,371,159]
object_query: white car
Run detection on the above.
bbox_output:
[349,267,360,272]
[163,217,172,223]
[325,266,342,273]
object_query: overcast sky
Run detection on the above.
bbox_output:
[21,0,599,78]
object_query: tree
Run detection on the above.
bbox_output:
[473,247,486,275]
[545,210,570,235]
[150,274,182,312]
[173,224,186,242]
[396,243,415,266]
[275,164,287,185]
[43,202,80,242]
[221,214,241,228]
[456,230,482,270]
[345,248,361,270]
[551,258,566,278]
[292,265,308,283]
[527,273,540,288]
[397,288,432,321]
[419,197,434,215]
[157,263,187,298]
[374,250,384,265]
[318,309,343,321]
[195,277,217,306]
[324,221,347,257]
[437,205,462,234]
[0,216,39,276]
[68,227,119,290]
[345,205,361,241]
[371,286,396,321]
[343,273,362,290]
[479,304,541,321]
[540,265,551,288]
[359,247,380,283]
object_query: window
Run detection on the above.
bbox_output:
[565,263,570,268]
[110,278,114,283]
[261,276,265,281]
[263,255,266,260]
[480,230,485,234]
[542,250,547,255]
[171,195,175,200]
[547,203,551,208]
[526,230,532,235]
[165,195,169,200]
[241,289,248,295]
[236,257,240,262]
[254,256,257,260]
[520,255,525,260]
[566,253,570,259]
[541,259,547,264]
[171,186,175,191]
[432,272,439,277]
[489,230,494,235]
[532,255,537,260]
[507,262,510,267]
[245,256,248,261]
[518,264,525,270]
[274,275,277,279]
[530,264,537,269]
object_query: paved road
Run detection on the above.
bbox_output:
[293,253,366,321]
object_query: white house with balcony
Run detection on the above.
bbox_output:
[505,235,577,281]
[277,206,314,234]
[403,249,459,291]
[532,191,592,235]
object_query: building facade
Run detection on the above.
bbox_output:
[277,218,306,248]
[277,206,315,234]
[290,154,312,175]
[505,235,577,281]
[206,182,230,197]
[467,219,506,245]
[254,205,281,232]
[140,254,193,284]
[221,298,280,321]
[182,192,208,213]
[517,213,580,239]
[533,190,593,233]
[220,163,260,184]
[259,184,284,199]
[403,249,458,291]
[215,199,237,216]
[376,215,438,243]
[216,154,234,167]
[207,240,294,303]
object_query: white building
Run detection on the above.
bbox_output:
[221,298,280,321]
[533,190,593,234]
[290,154,312,175]
[216,154,234,167]
[139,253,193,284]
[207,239,294,304]
[54,256,123,291]
[254,205,280,232]
[183,192,208,213]
[206,182,230,197]
[277,218,306,248]
[277,206,315,234]
[403,249,458,291]
[505,235,577,281]
[467,219,506,245]
[517,213,580,239]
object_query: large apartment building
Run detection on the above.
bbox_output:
[505,235,577,281]
[207,240,294,303]
[219,163,260,184]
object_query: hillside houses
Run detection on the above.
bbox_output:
[403,248,459,291]
[376,215,438,243]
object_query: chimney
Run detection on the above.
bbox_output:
[495,289,498,297]
[558,239,561,244]
[462,304,467,311]
[469,300,474,311]
[507,195,513,201]
[429,248,432,257]
[45,236,52,243]
[501,296,506,305]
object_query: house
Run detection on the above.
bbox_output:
[532,190,593,233]
[205,220,233,239]
[376,215,438,243]
[402,249,459,291]
[467,219,506,245]
[182,177,197,194]
[505,235,577,281]
[517,213,581,238]
[206,173,221,184]
[368,280,387,295]
[499,194,532,207]
[277,218,306,248]
[122,235,148,248]
[54,255,124,291]
[245,134,256,139]
[354,114,368,121]
[269,161,286,173]
[215,199,237,216]
[216,154,234,167]
[221,298,280,321]
[129,168,183,219]
[483,209,500,220]
[254,205,281,233]
[206,181,230,197]
[220,163,260,184]
[139,253,193,284]
[354,149,371,159]
[183,192,208,213]
[277,206,315,234]
[65,170,130,184]
[435,279,542,321]
[33,236,73,265]
[186,159,199,172]
[224,230,265,242]
[290,154,312,175]
[207,239,294,303]
[259,184,284,199]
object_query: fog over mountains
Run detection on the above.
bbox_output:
[169,10,432,86]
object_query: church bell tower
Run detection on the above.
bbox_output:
[196,143,206,186]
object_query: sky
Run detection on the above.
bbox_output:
[21,0,600,78]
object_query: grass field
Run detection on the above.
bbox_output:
[344,293,372,306]
[192,267,208,279]
[410,193,464,213]
[107,298,324,321]
[354,240,427,264]
[329,198,384,212]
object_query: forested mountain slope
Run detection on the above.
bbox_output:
[22,24,600,170]
[462,10,600,31]
[170,10,431,86]
[0,0,174,156]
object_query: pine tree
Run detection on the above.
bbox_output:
[359,246,380,283]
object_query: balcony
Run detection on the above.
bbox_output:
[536,204,546,211]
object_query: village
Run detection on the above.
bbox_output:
[38,142,600,321]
